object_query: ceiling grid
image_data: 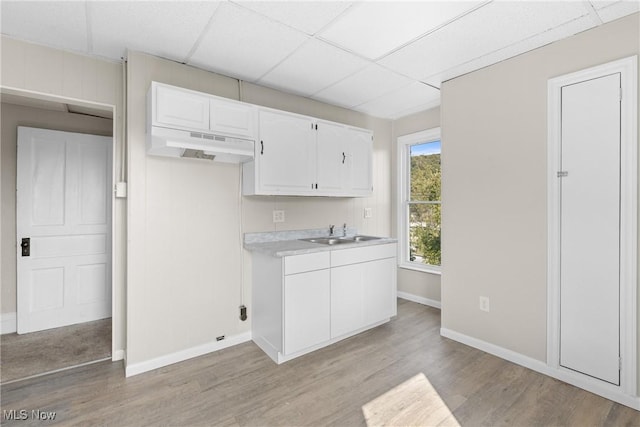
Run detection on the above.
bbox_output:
[1,0,637,119]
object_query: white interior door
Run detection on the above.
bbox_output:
[559,73,621,385]
[16,127,112,334]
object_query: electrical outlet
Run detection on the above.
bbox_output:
[364,207,373,218]
[479,296,490,312]
[273,210,285,223]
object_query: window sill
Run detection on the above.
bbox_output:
[398,262,442,276]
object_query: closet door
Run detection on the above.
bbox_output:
[559,73,621,385]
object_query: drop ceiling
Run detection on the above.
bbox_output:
[1,1,638,119]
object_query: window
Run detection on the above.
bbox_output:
[397,128,441,273]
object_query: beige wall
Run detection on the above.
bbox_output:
[126,52,392,367]
[0,36,126,354]
[440,11,639,375]
[0,102,113,315]
[391,108,442,303]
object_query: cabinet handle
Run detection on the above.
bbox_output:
[260,141,264,155]
[342,152,346,164]
[315,183,318,189]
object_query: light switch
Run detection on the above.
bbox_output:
[364,207,372,218]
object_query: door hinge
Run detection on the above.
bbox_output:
[557,171,568,178]
[619,87,622,102]
[619,357,622,370]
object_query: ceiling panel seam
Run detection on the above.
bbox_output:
[182,6,222,64]
[310,2,357,36]
[339,0,493,63]
[427,14,595,85]
[349,80,425,110]
[583,1,604,25]
[254,37,314,84]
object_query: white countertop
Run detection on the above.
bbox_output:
[244,234,397,257]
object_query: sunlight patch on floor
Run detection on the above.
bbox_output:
[362,373,463,426]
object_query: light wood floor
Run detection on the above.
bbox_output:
[1,318,111,384]
[1,300,637,426]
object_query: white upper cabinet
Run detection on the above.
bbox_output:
[209,97,256,140]
[347,127,373,196]
[154,84,210,131]
[150,82,256,140]
[316,120,349,194]
[255,110,317,195]
[243,109,374,197]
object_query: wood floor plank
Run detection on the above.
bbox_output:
[1,300,638,426]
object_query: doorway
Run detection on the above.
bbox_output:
[0,96,115,383]
[547,56,637,400]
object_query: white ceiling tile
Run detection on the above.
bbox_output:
[235,1,353,35]
[422,14,597,86]
[188,3,309,82]
[595,0,640,22]
[258,39,368,97]
[313,64,413,108]
[379,1,590,81]
[1,1,88,53]
[355,82,440,119]
[318,1,484,60]
[591,1,624,10]
[90,1,221,61]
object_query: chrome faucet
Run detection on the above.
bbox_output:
[329,224,335,236]
[343,223,347,237]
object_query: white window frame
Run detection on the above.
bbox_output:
[397,127,441,275]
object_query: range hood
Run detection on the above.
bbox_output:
[148,126,254,164]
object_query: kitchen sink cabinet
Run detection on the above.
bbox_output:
[331,245,396,338]
[251,243,396,364]
[284,268,330,355]
[243,109,373,197]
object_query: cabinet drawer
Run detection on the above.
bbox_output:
[284,251,330,275]
[331,243,396,267]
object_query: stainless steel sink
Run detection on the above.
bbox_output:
[299,237,352,245]
[299,235,382,245]
[343,235,382,242]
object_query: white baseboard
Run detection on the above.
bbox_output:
[112,349,125,362]
[125,331,252,377]
[397,291,441,309]
[1,312,16,334]
[440,328,640,411]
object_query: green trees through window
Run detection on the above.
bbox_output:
[409,141,441,266]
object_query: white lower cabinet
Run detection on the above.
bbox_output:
[251,243,397,364]
[331,257,396,338]
[284,269,330,355]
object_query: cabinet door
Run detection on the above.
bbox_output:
[284,269,330,355]
[363,257,397,325]
[210,98,256,139]
[155,84,210,131]
[348,128,373,196]
[331,263,365,338]
[257,110,316,195]
[331,257,396,339]
[316,121,348,194]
